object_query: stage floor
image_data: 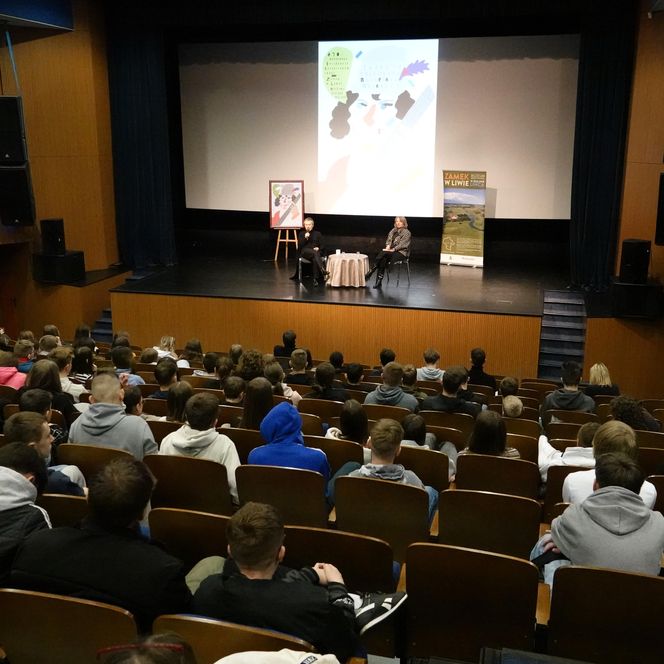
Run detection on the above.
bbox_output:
[112,255,568,317]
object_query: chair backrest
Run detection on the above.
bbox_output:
[298,412,323,435]
[596,402,613,421]
[346,388,369,402]
[36,493,88,528]
[416,379,442,391]
[405,543,539,661]
[545,421,582,441]
[137,371,156,383]
[542,464,588,522]
[638,447,664,477]
[505,433,538,463]
[545,409,598,428]
[362,403,411,421]
[0,588,137,664]
[283,525,394,593]
[220,427,265,464]
[426,425,468,452]
[635,429,664,449]
[0,385,19,402]
[334,476,429,562]
[181,374,214,388]
[467,383,493,400]
[235,465,329,528]
[57,443,134,482]
[149,507,230,573]
[3,402,19,419]
[193,387,225,398]
[397,444,450,492]
[49,408,66,428]
[303,434,363,475]
[420,410,475,438]
[547,565,664,664]
[147,419,182,444]
[648,475,664,514]
[437,490,541,559]
[516,387,542,402]
[503,417,541,438]
[217,405,244,425]
[653,408,664,426]
[141,396,169,416]
[297,397,345,422]
[548,438,578,452]
[455,455,540,499]
[641,399,664,415]
[144,454,233,515]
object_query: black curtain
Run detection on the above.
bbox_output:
[569,5,638,291]
[106,20,177,269]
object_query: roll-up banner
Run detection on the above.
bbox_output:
[440,170,486,267]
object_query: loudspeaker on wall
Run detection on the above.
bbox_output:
[41,218,67,255]
[618,238,650,284]
[0,163,35,226]
[0,96,27,164]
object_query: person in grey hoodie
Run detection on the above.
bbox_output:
[416,348,444,382]
[541,361,595,427]
[159,392,240,503]
[532,453,664,586]
[67,373,157,459]
[364,362,419,412]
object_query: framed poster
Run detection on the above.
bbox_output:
[269,180,304,229]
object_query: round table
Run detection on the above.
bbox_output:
[326,252,370,287]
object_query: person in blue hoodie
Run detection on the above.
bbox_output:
[248,401,330,482]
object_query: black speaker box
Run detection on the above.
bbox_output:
[32,251,85,284]
[613,281,662,319]
[41,218,67,255]
[618,238,650,284]
[0,96,27,164]
[656,172,664,246]
[0,163,35,226]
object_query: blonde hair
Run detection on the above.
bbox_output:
[370,418,404,458]
[158,336,176,353]
[593,420,637,460]
[394,216,408,228]
[589,362,612,386]
[502,395,523,418]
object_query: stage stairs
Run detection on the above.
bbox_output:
[538,290,586,380]
[92,308,113,343]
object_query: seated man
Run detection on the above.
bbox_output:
[343,363,374,393]
[562,420,657,508]
[36,334,59,358]
[401,413,457,480]
[111,345,146,387]
[532,453,664,586]
[611,395,662,433]
[420,366,481,418]
[370,348,396,377]
[290,217,328,285]
[150,357,179,399]
[68,373,157,459]
[364,362,418,413]
[221,376,245,406]
[467,347,497,391]
[273,330,297,358]
[13,339,35,374]
[19,387,68,449]
[499,376,519,397]
[159,392,241,503]
[456,368,488,406]
[48,346,88,403]
[502,395,524,418]
[192,502,405,662]
[541,361,595,426]
[285,348,313,386]
[538,421,600,483]
[10,458,192,631]
[193,352,220,379]
[416,348,444,382]
[401,365,428,403]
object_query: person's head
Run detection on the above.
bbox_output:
[123,385,143,416]
[423,348,440,366]
[38,334,59,355]
[442,366,466,396]
[289,348,308,372]
[166,380,194,422]
[241,377,274,429]
[18,330,35,343]
[75,337,96,354]
[592,420,638,460]
[223,376,245,402]
[314,362,336,389]
[502,395,523,418]
[394,216,408,229]
[42,324,60,339]
[593,452,644,494]
[379,348,396,367]
[259,401,301,445]
[13,340,34,360]
[71,345,95,375]
[303,217,314,232]
[73,324,91,342]
[236,349,264,382]
[184,392,219,431]
[610,395,653,431]
[402,364,418,388]
[215,356,235,384]
[499,376,519,397]
[202,352,219,374]
[229,344,243,366]
[19,388,52,416]
[0,333,11,351]
[180,338,203,361]
[226,502,284,573]
[154,358,178,389]
[329,351,344,370]
[589,362,612,386]
[48,346,73,373]
[97,632,197,664]
[264,361,285,388]
[139,348,158,364]
[577,421,600,447]
[0,442,48,493]
[111,335,131,350]
[282,330,297,350]
[345,363,363,384]
[468,410,507,455]
[339,399,369,444]
[111,346,135,371]
[91,373,124,405]
[158,336,176,353]
[382,361,404,388]
[0,350,17,368]
[369,418,404,462]
[3,411,52,460]
[470,347,486,368]
[401,413,427,445]
[88,458,155,530]
[25,359,62,394]
[561,361,582,388]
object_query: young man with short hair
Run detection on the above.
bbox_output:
[416,348,443,382]
[541,361,595,426]
[111,346,145,386]
[49,346,89,402]
[467,347,497,391]
[537,420,599,483]
[364,362,418,412]
[420,366,481,417]
[150,357,179,399]
[285,348,312,386]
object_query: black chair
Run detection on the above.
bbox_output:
[386,255,410,286]
[298,252,328,283]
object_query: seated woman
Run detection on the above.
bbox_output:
[290,217,328,285]
[264,361,301,406]
[177,338,204,368]
[584,362,620,399]
[229,376,273,430]
[458,410,520,459]
[365,216,411,289]
[326,398,370,462]
[164,380,194,422]
[20,359,77,427]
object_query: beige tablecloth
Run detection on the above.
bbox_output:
[326,252,369,287]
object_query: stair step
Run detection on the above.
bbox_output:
[540,344,585,357]
[540,331,586,343]
[543,295,585,306]
[541,318,586,330]
[542,305,586,317]
[102,308,112,317]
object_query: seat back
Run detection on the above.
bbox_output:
[147,419,182,444]
[546,421,582,441]
[648,475,664,514]
[506,433,537,463]
[426,425,468,452]
[397,444,450,492]
[641,399,664,415]
[0,385,19,402]
[303,434,363,475]
[0,588,137,664]
[144,455,233,515]
[141,396,169,416]
[405,543,539,661]
[217,405,244,426]
[181,374,214,388]
[57,443,134,482]
[36,493,88,528]
[334,476,429,562]
[220,427,264,464]
[437,490,541,559]
[298,412,323,435]
[153,615,313,664]
[545,409,598,428]
[235,465,328,527]
[635,429,664,449]
[297,398,344,422]
[638,447,664,477]
[503,417,541,438]
[420,410,475,438]
[362,403,411,421]
[455,455,540,499]
[548,566,664,664]
[542,464,588,522]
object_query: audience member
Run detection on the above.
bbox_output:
[329,351,346,374]
[459,410,520,459]
[69,345,96,384]
[139,347,159,364]
[502,395,524,418]
[13,340,35,374]
[401,413,457,479]
[456,367,488,406]
[221,376,245,406]
[416,348,443,382]
[611,395,661,432]
[342,363,373,393]
[499,376,519,397]
[370,348,396,376]
[273,330,297,358]
[285,348,313,386]
[73,324,95,349]
[537,421,600,483]
[584,362,620,398]
[178,338,204,367]
[206,356,233,390]
[326,399,370,463]
[194,352,219,379]
[37,334,59,357]
[0,350,27,389]
[541,361,595,426]
[50,346,88,402]
[228,343,243,368]
[111,333,132,349]
[18,387,68,450]
[151,358,179,399]
[153,335,178,360]
[264,361,301,405]
[123,385,149,420]
[160,393,240,503]
[364,362,418,412]
[235,349,265,383]
[68,373,157,459]
[467,347,497,391]
[237,377,274,430]
[165,380,194,422]
[10,458,192,631]
[22,359,77,425]
[97,633,197,664]
[420,366,481,417]
[0,330,11,351]
[111,346,145,386]
[401,364,428,403]
[306,362,349,402]
[18,330,35,343]
[42,324,61,344]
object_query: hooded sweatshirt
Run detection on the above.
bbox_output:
[416,366,444,382]
[249,402,330,481]
[542,389,595,416]
[159,425,240,502]
[349,462,424,488]
[68,402,158,459]
[0,366,26,390]
[552,486,664,576]
[364,385,419,412]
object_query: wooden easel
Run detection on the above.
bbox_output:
[274,228,299,261]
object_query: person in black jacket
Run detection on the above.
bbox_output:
[305,362,349,402]
[290,217,328,285]
[421,366,481,418]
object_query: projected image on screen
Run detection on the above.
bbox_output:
[318,40,438,217]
